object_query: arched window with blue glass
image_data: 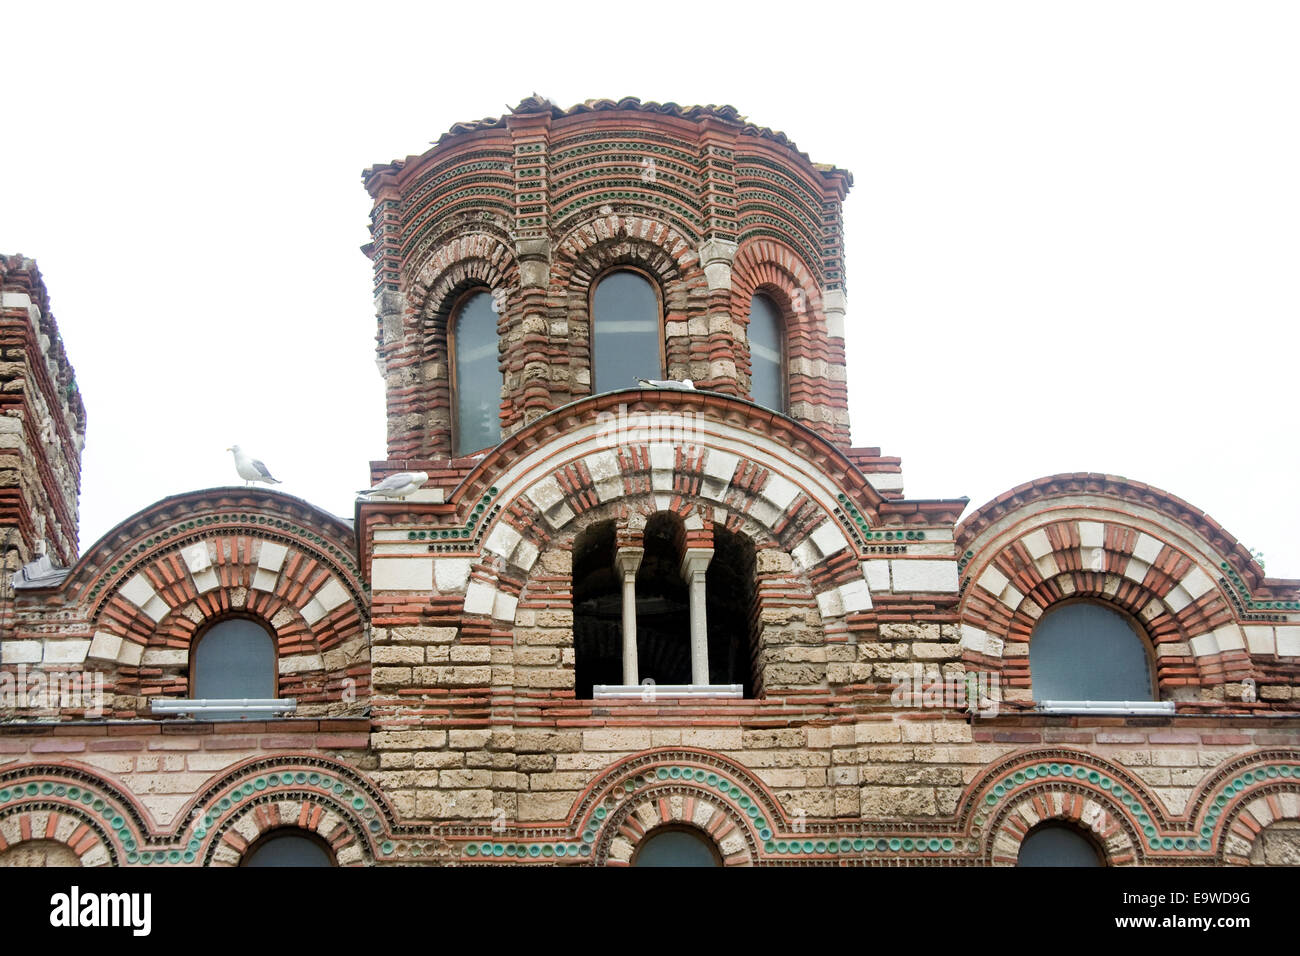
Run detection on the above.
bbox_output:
[450,289,503,455]
[591,269,663,394]
[747,292,786,413]
[191,616,277,720]
[1030,600,1156,702]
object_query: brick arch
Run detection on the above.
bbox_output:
[955,497,1294,709]
[0,762,151,866]
[192,756,392,867]
[964,752,1153,865]
[552,214,708,392]
[576,749,781,867]
[406,232,519,321]
[1178,751,1300,864]
[732,237,847,445]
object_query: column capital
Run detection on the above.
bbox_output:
[679,547,715,581]
[615,547,644,576]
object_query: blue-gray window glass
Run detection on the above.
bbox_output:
[633,828,720,867]
[592,271,661,393]
[748,294,784,411]
[243,832,333,867]
[453,291,502,454]
[1017,823,1102,867]
[1030,603,1154,701]
[193,618,275,703]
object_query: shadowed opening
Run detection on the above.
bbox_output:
[573,521,620,699]
[707,526,760,697]
[632,824,722,867]
[1016,821,1104,867]
[636,513,691,685]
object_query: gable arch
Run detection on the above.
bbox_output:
[956,476,1300,709]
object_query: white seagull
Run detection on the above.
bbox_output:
[357,471,429,500]
[227,445,281,486]
[636,377,695,390]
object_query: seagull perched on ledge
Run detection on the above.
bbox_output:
[636,377,695,390]
[357,471,429,500]
[227,445,281,486]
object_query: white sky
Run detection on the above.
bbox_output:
[2,2,1297,579]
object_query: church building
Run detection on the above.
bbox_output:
[1,97,1298,867]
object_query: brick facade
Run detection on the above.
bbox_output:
[1,98,1298,868]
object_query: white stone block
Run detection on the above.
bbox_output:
[1,292,32,308]
[862,560,891,593]
[514,539,539,573]
[485,522,522,560]
[1189,631,1219,657]
[300,598,327,626]
[791,540,819,571]
[1022,529,1052,561]
[117,640,145,667]
[977,567,1009,599]
[279,653,324,674]
[1133,533,1163,565]
[816,589,845,620]
[761,474,799,511]
[463,580,497,616]
[372,557,433,591]
[1243,626,1275,656]
[543,504,575,530]
[87,631,122,662]
[867,473,904,493]
[809,522,848,558]
[960,624,988,655]
[1181,567,1215,600]
[141,595,171,623]
[584,450,621,482]
[1277,627,1300,657]
[193,568,221,593]
[1,640,43,664]
[648,443,675,471]
[839,579,872,613]
[435,558,472,593]
[702,449,738,482]
[999,585,1024,611]
[649,470,673,492]
[405,488,444,503]
[258,541,288,573]
[315,577,350,613]
[182,543,212,574]
[1123,558,1149,585]
[1212,625,1245,653]
[891,560,960,593]
[1078,521,1105,549]
[1164,584,1191,613]
[748,498,782,530]
[118,573,157,610]
[492,590,519,622]
[527,476,565,512]
[43,640,90,664]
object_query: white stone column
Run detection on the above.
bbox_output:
[614,548,644,686]
[680,548,715,685]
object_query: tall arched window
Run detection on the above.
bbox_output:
[747,293,785,412]
[632,825,722,867]
[191,617,276,718]
[451,290,502,455]
[591,270,662,393]
[706,527,760,697]
[1016,822,1104,867]
[573,521,622,700]
[241,829,335,867]
[1030,601,1155,702]
[635,513,691,685]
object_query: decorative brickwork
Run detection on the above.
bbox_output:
[2,99,1298,867]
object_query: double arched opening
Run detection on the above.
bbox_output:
[572,515,760,699]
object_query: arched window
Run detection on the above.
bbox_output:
[635,513,691,685]
[450,290,502,455]
[191,617,276,719]
[632,825,722,867]
[591,270,663,394]
[1030,601,1155,702]
[241,829,335,867]
[1016,822,1104,867]
[747,293,785,412]
[573,521,622,700]
[706,527,760,697]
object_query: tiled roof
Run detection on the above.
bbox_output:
[363,95,851,184]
